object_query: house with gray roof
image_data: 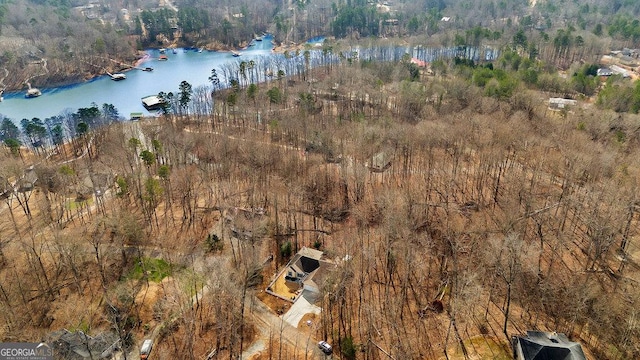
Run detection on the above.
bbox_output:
[597,68,613,77]
[267,247,334,303]
[548,98,577,111]
[47,329,119,360]
[18,166,38,192]
[610,65,631,78]
[368,151,393,172]
[284,247,326,293]
[512,331,587,360]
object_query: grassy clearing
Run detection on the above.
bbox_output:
[128,258,173,282]
[68,319,90,333]
[443,336,511,360]
[65,197,94,210]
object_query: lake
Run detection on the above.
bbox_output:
[0,36,277,121]
[0,36,498,121]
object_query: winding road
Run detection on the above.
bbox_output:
[24,58,48,86]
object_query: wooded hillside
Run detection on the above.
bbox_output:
[1,54,640,359]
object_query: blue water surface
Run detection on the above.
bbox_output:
[0,36,276,120]
[0,37,499,121]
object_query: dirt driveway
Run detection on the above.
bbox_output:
[242,293,328,359]
[282,291,321,328]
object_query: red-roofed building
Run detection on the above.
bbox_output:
[411,58,428,67]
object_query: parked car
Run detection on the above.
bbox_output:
[140,339,153,360]
[318,341,332,355]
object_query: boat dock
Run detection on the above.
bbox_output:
[25,82,41,98]
[141,95,166,111]
[0,68,7,101]
[109,72,126,81]
[26,88,42,98]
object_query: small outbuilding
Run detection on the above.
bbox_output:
[410,57,428,67]
[548,98,577,111]
[18,166,38,192]
[368,151,393,172]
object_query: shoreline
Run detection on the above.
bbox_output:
[2,36,322,94]
[134,53,152,68]
[3,53,153,94]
